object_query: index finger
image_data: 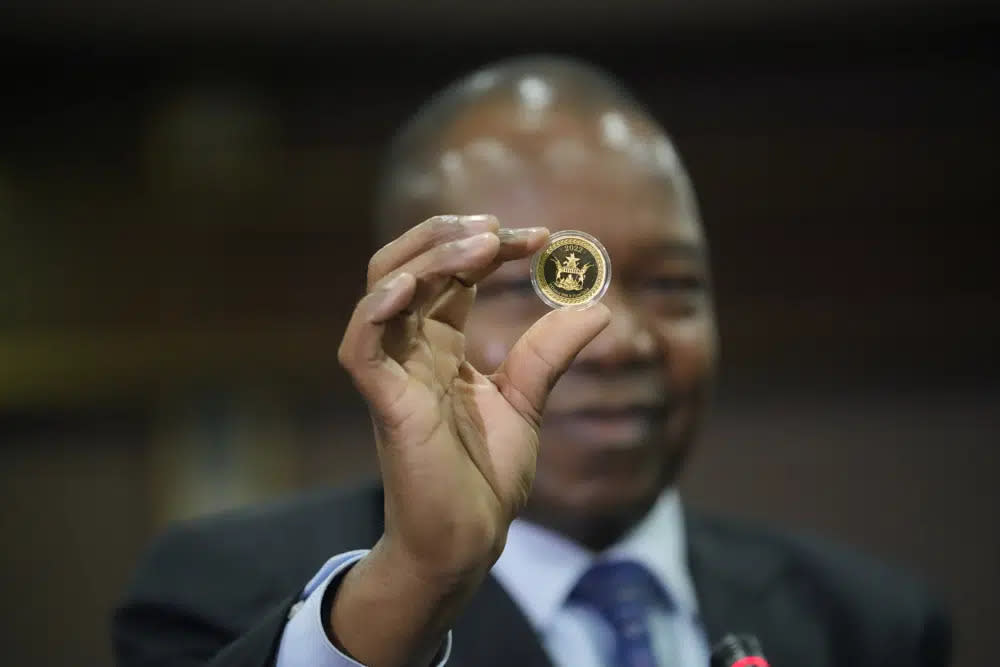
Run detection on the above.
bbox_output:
[426,226,549,330]
[367,214,499,290]
[453,226,550,287]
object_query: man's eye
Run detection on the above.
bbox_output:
[637,276,705,318]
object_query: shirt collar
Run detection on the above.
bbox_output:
[491,488,698,633]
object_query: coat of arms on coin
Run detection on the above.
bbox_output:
[530,230,611,309]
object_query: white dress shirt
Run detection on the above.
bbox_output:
[275,488,706,666]
[492,488,709,667]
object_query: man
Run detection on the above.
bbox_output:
[113,57,951,667]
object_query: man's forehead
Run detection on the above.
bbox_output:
[439,101,597,153]
[431,101,684,201]
[426,101,700,238]
[434,99,668,167]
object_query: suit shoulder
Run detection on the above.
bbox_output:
[161,481,382,556]
[126,481,383,605]
[689,510,952,666]
[689,510,947,620]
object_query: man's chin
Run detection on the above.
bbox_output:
[524,470,667,550]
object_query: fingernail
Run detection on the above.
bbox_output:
[454,215,496,234]
[498,227,548,242]
[497,228,519,242]
[384,272,412,290]
[460,214,496,225]
[456,232,495,248]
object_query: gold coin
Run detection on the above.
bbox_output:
[530,230,611,309]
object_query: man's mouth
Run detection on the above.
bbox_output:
[545,404,668,448]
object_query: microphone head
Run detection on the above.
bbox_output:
[710,634,769,667]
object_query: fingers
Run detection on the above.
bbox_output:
[380,225,547,326]
[454,226,549,287]
[429,227,549,330]
[491,304,612,427]
[397,231,501,310]
[367,214,499,290]
[344,214,558,417]
[338,272,419,413]
[497,226,550,260]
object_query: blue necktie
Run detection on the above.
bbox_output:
[570,560,674,667]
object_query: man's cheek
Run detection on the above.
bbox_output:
[657,319,716,389]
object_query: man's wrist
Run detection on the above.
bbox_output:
[328,537,481,666]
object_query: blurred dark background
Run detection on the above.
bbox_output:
[1,1,998,665]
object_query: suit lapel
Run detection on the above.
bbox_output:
[686,511,833,667]
[449,574,553,667]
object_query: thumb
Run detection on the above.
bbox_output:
[491,303,611,426]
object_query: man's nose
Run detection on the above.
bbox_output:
[576,288,657,367]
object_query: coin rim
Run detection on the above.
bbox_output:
[530,230,611,310]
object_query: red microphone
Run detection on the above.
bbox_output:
[710,634,770,667]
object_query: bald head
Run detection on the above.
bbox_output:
[370,57,716,548]
[373,55,698,242]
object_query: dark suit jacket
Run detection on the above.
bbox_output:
[112,482,951,667]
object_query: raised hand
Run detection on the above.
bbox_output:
[332,214,610,666]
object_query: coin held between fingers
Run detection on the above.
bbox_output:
[530,230,611,310]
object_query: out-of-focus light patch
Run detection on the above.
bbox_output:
[464,138,520,173]
[439,149,468,189]
[515,77,552,131]
[674,169,702,221]
[518,76,553,111]
[440,150,463,175]
[399,169,439,199]
[466,71,499,94]
[653,136,680,174]
[600,111,631,150]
